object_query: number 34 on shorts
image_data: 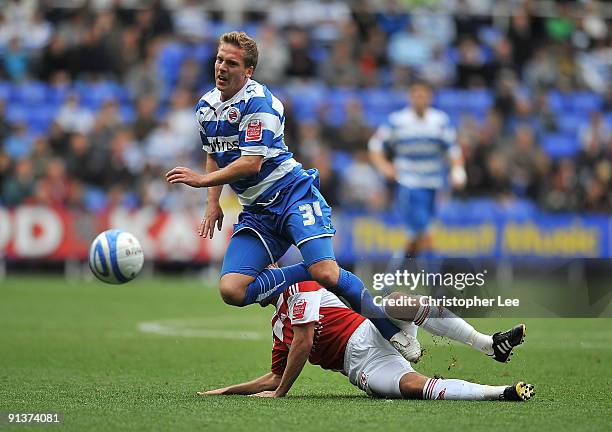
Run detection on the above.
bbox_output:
[299,201,323,226]
[287,192,335,245]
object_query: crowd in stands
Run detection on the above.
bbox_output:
[1,0,611,214]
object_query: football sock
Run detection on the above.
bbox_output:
[242,262,310,306]
[335,268,400,340]
[414,304,494,355]
[422,378,506,400]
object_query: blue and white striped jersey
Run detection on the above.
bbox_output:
[196,79,301,206]
[368,107,458,189]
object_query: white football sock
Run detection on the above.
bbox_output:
[414,304,493,355]
[423,378,506,401]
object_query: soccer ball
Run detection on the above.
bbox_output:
[88,229,144,284]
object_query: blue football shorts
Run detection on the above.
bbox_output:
[221,170,336,277]
[397,186,437,237]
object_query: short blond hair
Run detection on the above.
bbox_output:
[218,31,258,69]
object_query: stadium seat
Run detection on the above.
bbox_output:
[10,81,48,104]
[0,81,10,101]
[557,113,588,134]
[570,92,603,113]
[541,133,580,159]
[158,42,189,88]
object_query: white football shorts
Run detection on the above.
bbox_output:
[343,320,414,398]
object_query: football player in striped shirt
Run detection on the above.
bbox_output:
[198,281,532,401]
[166,32,417,360]
[368,80,467,261]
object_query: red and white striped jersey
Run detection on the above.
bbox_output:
[271,281,365,375]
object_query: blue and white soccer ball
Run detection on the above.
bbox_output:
[88,229,144,284]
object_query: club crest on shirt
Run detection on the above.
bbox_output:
[227,107,241,124]
[245,119,263,142]
[292,299,307,320]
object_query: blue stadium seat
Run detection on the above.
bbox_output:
[0,81,10,101]
[46,85,69,105]
[548,91,603,113]
[435,88,463,110]
[10,81,48,104]
[158,42,189,88]
[119,104,136,123]
[6,104,28,122]
[28,105,57,133]
[570,92,603,113]
[557,113,588,134]
[541,133,580,159]
[78,81,122,109]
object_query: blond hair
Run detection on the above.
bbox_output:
[218,31,259,69]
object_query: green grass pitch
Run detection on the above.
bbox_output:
[1,276,611,431]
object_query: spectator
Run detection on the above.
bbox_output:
[3,37,29,81]
[55,93,95,134]
[285,27,316,80]
[2,158,35,207]
[254,24,289,86]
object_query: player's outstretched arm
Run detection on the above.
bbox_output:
[199,154,224,239]
[197,372,281,396]
[254,323,314,398]
[165,155,263,188]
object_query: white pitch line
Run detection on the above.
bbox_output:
[137,320,265,340]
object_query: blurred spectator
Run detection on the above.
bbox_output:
[455,36,488,88]
[387,22,432,70]
[4,122,32,160]
[506,125,548,200]
[172,0,211,42]
[132,95,159,142]
[524,48,557,90]
[580,112,611,149]
[541,159,579,211]
[341,151,386,210]
[125,41,162,100]
[308,145,340,207]
[2,158,35,207]
[33,157,70,207]
[507,7,535,75]
[285,28,316,80]
[166,87,199,157]
[65,133,104,185]
[55,93,95,134]
[3,37,29,81]
[38,35,71,81]
[320,40,359,87]
[30,136,52,178]
[0,101,10,141]
[254,24,289,86]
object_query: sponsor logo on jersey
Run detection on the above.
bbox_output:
[208,137,239,152]
[292,299,307,320]
[227,107,240,124]
[245,119,263,142]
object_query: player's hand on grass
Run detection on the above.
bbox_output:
[249,390,282,398]
[165,167,205,188]
[198,201,224,239]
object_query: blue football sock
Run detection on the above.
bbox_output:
[335,268,400,340]
[242,262,310,306]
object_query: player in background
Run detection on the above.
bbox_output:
[369,81,467,262]
[198,281,531,400]
[165,32,417,360]
[368,81,467,357]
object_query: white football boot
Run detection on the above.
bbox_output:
[390,330,422,363]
